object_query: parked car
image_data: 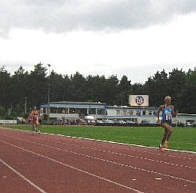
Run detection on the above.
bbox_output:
[177,122,186,127]
[140,120,158,126]
[79,119,87,125]
[103,119,115,126]
[87,119,96,125]
[95,120,105,126]
[118,120,127,126]
[125,120,136,126]
[186,122,193,127]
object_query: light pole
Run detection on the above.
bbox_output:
[24,97,27,115]
[47,64,51,122]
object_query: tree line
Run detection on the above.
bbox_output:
[0,63,196,118]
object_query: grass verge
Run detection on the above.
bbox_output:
[4,125,196,152]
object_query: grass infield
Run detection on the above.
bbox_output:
[4,125,196,152]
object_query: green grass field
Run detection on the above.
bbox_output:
[5,125,196,152]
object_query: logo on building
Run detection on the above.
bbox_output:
[129,95,149,107]
[135,96,144,106]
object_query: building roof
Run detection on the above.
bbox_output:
[41,101,106,109]
[50,101,106,105]
[107,106,157,110]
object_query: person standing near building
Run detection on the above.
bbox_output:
[29,106,40,134]
[157,96,178,152]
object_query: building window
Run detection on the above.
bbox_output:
[61,108,68,114]
[43,108,46,113]
[123,110,127,115]
[51,108,58,113]
[69,108,76,113]
[97,109,105,115]
[75,108,87,115]
[89,108,96,114]
[136,110,141,116]
[116,110,120,115]
[57,108,64,113]
[131,118,137,122]
[153,111,157,116]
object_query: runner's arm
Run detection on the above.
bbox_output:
[157,105,163,123]
[172,105,178,117]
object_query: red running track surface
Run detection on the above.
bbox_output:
[0,127,195,193]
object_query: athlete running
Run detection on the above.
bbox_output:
[29,106,40,134]
[157,96,178,152]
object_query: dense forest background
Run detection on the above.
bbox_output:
[0,63,196,118]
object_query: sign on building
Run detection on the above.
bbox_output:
[129,95,149,107]
[0,120,17,124]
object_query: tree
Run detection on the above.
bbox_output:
[0,64,196,115]
[0,105,6,118]
[0,66,12,109]
[27,63,48,107]
[118,75,131,105]
[167,69,186,110]
[70,72,87,101]
[144,70,168,106]
[102,75,119,105]
[11,66,29,115]
[182,69,196,113]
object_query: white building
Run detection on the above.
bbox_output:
[105,106,157,124]
[106,105,196,125]
[40,101,106,120]
[40,101,196,125]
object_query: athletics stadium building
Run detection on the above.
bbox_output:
[40,101,196,125]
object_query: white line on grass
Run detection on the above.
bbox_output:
[1,126,196,155]
[61,134,196,155]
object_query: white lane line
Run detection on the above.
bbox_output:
[2,126,196,165]
[12,132,196,170]
[38,131,196,160]
[1,126,196,156]
[48,139,195,170]
[56,134,196,154]
[28,129,196,165]
[1,126,196,166]
[0,157,48,193]
[64,137,196,161]
[2,134,195,184]
[0,139,145,193]
[1,127,196,168]
[7,133,194,170]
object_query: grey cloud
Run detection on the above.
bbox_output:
[1,0,196,36]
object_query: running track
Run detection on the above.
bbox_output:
[0,127,195,193]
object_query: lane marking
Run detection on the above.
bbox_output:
[2,134,195,184]
[0,139,145,193]
[48,139,195,170]
[54,134,196,155]
[1,126,196,155]
[3,133,195,170]
[0,157,48,193]
[43,134,196,161]
[155,178,162,181]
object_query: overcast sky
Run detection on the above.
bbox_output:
[0,0,196,83]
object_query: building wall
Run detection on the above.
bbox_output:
[41,102,196,124]
[106,107,196,124]
[106,108,156,117]
[49,113,80,119]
